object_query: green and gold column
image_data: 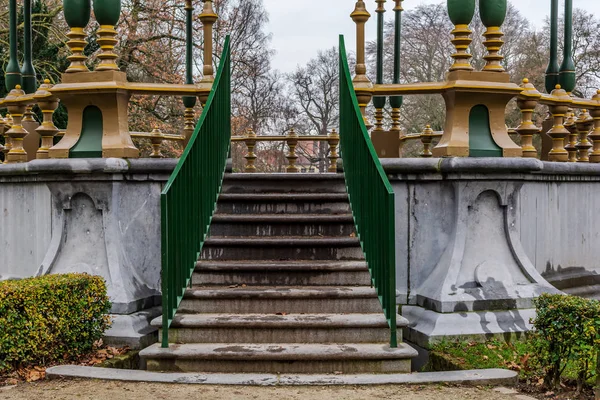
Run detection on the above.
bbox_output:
[93,0,121,71]
[545,0,559,93]
[389,0,404,146]
[64,0,92,73]
[21,0,37,94]
[183,0,197,146]
[480,0,506,72]
[5,0,22,91]
[351,1,373,128]
[448,0,475,71]
[559,0,576,93]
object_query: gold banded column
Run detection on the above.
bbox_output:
[588,91,600,163]
[564,111,578,162]
[575,109,593,163]
[286,128,299,173]
[3,85,32,163]
[93,0,122,71]
[64,0,92,73]
[351,1,373,128]
[542,85,572,162]
[33,80,60,159]
[327,129,340,173]
[516,79,541,158]
[199,0,218,86]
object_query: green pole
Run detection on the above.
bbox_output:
[183,0,196,109]
[545,0,559,93]
[389,0,403,109]
[559,0,575,93]
[21,0,37,94]
[5,0,22,91]
[373,0,386,109]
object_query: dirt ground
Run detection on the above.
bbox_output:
[0,379,531,400]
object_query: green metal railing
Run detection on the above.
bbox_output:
[161,36,231,348]
[339,35,397,348]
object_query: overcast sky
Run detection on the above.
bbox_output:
[262,0,600,73]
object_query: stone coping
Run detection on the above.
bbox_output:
[380,158,600,179]
[46,365,518,386]
[0,158,179,177]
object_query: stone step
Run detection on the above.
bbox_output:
[209,214,355,237]
[140,342,417,373]
[216,193,351,215]
[192,260,372,286]
[221,173,347,194]
[178,286,382,314]
[201,237,363,261]
[153,313,405,344]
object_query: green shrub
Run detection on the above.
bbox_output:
[531,293,600,391]
[0,273,111,373]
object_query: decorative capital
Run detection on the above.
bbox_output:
[393,0,403,12]
[375,0,386,13]
[351,1,371,23]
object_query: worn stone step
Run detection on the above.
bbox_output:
[140,342,417,373]
[209,214,355,237]
[201,237,363,261]
[153,313,405,344]
[178,286,382,314]
[216,193,351,215]
[221,173,347,194]
[192,260,372,286]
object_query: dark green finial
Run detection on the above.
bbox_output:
[447,0,476,25]
[5,0,22,91]
[93,0,121,26]
[63,0,91,28]
[545,0,559,93]
[479,0,507,27]
[559,0,576,93]
[21,0,37,94]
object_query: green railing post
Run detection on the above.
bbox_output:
[339,35,397,348]
[559,0,576,93]
[160,36,231,348]
[545,0,559,93]
[5,0,22,91]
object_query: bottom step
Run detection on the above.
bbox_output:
[140,342,417,374]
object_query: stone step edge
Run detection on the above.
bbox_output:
[195,260,368,271]
[47,365,518,386]
[184,286,377,300]
[139,342,418,361]
[204,237,361,247]
[224,173,345,181]
[150,313,408,329]
[211,214,354,223]
[218,193,350,202]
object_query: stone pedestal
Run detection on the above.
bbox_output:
[49,71,138,159]
[433,71,523,158]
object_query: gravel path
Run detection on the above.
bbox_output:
[0,379,532,400]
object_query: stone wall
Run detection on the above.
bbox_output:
[0,158,177,347]
[381,158,600,304]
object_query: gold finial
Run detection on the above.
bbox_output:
[556,84,562,90]
[15,85,21,89]
[44,79,50,84]
[522,78,529,84]
[420,125,434,158]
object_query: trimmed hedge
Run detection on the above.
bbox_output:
[0,273,111,373]
[531,293,600,391]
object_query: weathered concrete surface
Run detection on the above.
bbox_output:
[47,365,517,386]
[382,158,600,347]
[0,158,177,346]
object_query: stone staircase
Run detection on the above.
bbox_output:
[140,173,416,374]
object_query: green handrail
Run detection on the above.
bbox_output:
[339,35,397,348]
[161,36,231,348]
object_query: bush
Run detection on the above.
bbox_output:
[531,293,600,392]
[0,273,111,373]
